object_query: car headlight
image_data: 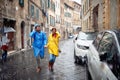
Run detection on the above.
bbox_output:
[77,44,89,50]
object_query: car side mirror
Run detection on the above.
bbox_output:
[73,37,77,43]
[75,37,77,40]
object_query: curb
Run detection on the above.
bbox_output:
[7,48,32,57]
[1,40,68,58]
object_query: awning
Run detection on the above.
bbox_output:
[0,27,16,33]
[4,27,16,33]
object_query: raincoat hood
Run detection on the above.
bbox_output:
[34,24,41,28]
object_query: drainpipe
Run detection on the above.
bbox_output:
[28,0,30,17]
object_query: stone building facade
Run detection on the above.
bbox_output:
[72,1,81,34]
[0,0,45,51]
[0,0,82,52]
[82,0,94,32]
[55,0,61,33]
[60,0,66,39]
[0,0,16,51]
[102,0,120,30]
[15,0,44,50]
[47,0,56,34]
[82,0,120,32]
[64,0,74,37]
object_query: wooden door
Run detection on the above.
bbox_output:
[21,21,25,49]
[7,32,14,51]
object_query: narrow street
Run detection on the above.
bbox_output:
[0,39,87,80]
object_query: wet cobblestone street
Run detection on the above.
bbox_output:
[0,39,87,80]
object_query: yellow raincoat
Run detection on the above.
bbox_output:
[47,32,60,57]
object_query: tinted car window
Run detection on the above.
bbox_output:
[98,32,120,79]
[98,33,113,53]
[109,44,117,61]
[98,32,113,56]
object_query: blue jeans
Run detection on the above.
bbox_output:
[49,54,56,63]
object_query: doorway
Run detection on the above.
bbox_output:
[3,18,16,51]
[93,5,99,32]
[21,21,25,49]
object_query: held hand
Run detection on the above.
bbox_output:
[44,45,47,48]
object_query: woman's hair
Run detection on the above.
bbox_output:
[51,28,56,31]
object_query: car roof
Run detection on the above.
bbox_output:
[98,29,119,36]
[78,31,97,34]
[103,29,119,33]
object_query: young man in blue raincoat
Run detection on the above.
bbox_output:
[30,24,47,72]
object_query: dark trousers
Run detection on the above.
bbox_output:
[2,50,7,61]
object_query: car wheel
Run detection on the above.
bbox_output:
[74,50,78,64]
[86,68,92,80]
[79,56,83,64]
[86,57,92,80]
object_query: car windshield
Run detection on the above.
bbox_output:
[77,32,96,40]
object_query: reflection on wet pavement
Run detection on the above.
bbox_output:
[0,39,86,80]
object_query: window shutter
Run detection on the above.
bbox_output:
[54,3,55,12]
[31,5,34,17]
[48,0,50,8]
[19,0,24,7]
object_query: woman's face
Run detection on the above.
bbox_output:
[52,28,56,34]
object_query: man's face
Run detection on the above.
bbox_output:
[35,26,41,32]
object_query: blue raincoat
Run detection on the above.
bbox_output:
[30,31,47,58]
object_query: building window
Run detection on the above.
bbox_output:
[51,2,55,12]
[89,0,91,7]
[68,22,71,27]
[86,0,88,11]
[31,5,34,17]
[64,4,67,10]
[19,0,24,7]
[56,1,57,8]
[56,15,60,23]
[64,21,71,27]
[54,3,55,12]
[41,0,45,9]
[48,0,50,8]
[64,21,67,26]
[83,5,84,15]
[85,2,86,12]
[50,15,55,26]
[65,12,71,18]
[36,9,39,20]
[58,3,59,8]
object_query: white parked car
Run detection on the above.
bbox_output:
[86,30,120,80]
[74,32,96,64]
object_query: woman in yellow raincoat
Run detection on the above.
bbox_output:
[47,27,60,71]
